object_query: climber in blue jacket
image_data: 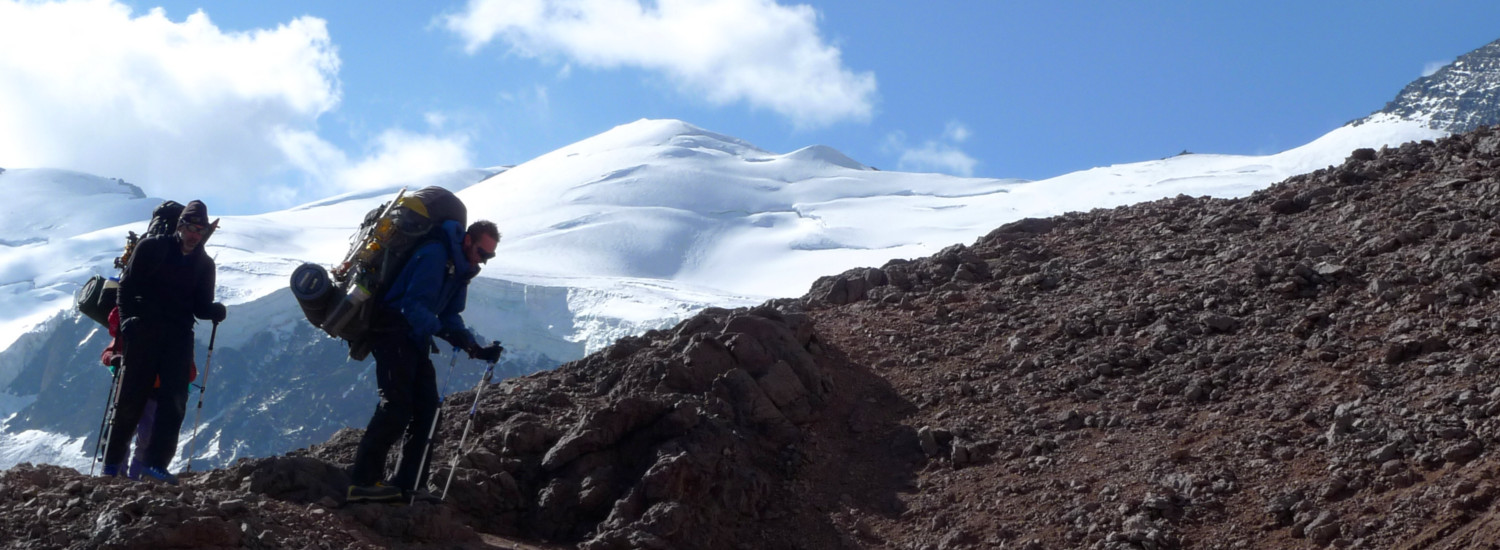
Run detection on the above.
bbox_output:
[346,219,503,503]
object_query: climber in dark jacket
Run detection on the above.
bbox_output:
[104,200,226,484]
[100,306,198,480]
[347,219,503,503]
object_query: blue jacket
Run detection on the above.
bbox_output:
[380,220,479,349]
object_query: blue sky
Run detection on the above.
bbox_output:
[3,0,1500,214]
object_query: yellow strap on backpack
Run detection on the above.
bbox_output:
[398,196,430,218]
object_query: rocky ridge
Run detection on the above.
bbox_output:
[1371,38,1500,133]
[9,127,1500,548]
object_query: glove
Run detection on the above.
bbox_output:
[469,341,503,363]
[208,302,227,323]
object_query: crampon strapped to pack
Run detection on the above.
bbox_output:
[76,200,187,326]
[290,186,467,360]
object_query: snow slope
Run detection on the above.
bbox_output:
[468,115,1444,299]
[0,169,161,355]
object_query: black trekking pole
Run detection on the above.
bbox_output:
[183,321,218,474]
[408,348,459,504]
[90,362,125,476]
[441,353,499,500]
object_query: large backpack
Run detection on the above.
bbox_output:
[290,186,467,360]
[75,200,186,327]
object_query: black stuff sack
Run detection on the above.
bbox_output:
[76,275,118,327]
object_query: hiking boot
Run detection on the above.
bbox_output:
[404,488,443,504]
[141,466,179,485]
[347,483,402,503]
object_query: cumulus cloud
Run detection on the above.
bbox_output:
[899,143,977,177]
[886,121,978,177]
[0,0,472,212]
[441,0,876,128]
[277,128,473,193]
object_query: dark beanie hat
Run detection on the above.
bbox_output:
[180,200,209,226]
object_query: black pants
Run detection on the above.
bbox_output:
[349,335,439,491]
[104,326,192,470]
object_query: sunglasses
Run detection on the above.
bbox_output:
[478,248,496,261]
[179,222,208,235]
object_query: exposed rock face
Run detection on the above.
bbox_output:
[1369,38,1500,132]
[11,127,1500,548]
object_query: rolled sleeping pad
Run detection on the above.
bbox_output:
[289,263,341,327]
[76,275,119,327]
[320,283,371,340]
[99,278,119,322]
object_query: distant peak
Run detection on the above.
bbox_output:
[0,168,147,199]
[564,119,770,157]
[781,145,868,170]
[616,118,708,136]
[1363,37,1500,132]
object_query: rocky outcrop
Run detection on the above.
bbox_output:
[421,305,852,548]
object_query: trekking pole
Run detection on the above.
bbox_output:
[442,353,499,500]
[90,364,124,475]
[183,321,218,474]
[408,348,459,504]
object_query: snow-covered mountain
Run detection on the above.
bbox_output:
[0,168,152,244]
[0,169,160,353]
[3,37,1498,473]
[466,120,1023,298]
[1371,37,1500,133]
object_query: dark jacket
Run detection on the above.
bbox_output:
[117,233,217,331]
[380,220,479,349]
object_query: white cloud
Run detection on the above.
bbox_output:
[276,128,473,193]
[442,0,876,128]
[899,143,977,177]
[1422,59,1449,77]
[886,122,978,177]
[0,0,473,212]
[341,131,474,191]
[0,1,340,209]
[944,121,971,143]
